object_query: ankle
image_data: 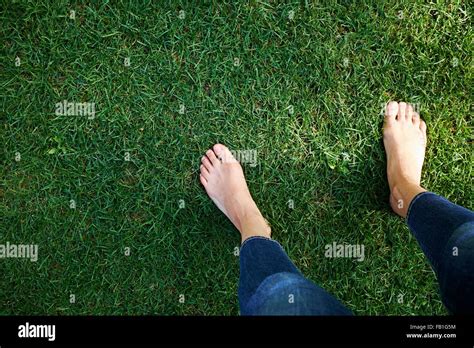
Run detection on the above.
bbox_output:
[390,181,426,218]
[239,208,272,243]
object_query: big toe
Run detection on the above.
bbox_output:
[213,143,236,163]
[213,143,226,157]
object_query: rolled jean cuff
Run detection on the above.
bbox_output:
[241,235,279,250]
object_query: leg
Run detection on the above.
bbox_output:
[238,236,351,315]
[200,144,351,315]
[383,101,474,314]
[407,193,474,314]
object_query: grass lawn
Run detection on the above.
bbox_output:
[1,0,472,315]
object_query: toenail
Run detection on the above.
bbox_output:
[387,102,398,114]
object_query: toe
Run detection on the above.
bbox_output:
[398,102,407,121]
[199,174,208,187]
[213,143,236,163]
[420,120,427,134]
[213,143,227,158]
[406,103,414,120]
[200,165,210,181]
[206,149,220,166]
[412,111,420,125]
[385,101,398,123]
[201,156,213,171]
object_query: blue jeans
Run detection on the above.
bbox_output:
[238,192,474,315]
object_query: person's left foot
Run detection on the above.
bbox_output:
[199,144,271,242]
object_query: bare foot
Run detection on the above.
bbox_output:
[199,144,271,242]
[383,101,427,217]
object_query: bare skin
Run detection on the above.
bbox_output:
[199,144,271,243]
[383,101,428,217]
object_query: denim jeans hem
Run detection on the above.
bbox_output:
[241,235,283,250]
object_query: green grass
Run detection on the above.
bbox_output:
[1,0,472,315]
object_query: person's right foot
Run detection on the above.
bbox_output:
[383,101,427,217]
